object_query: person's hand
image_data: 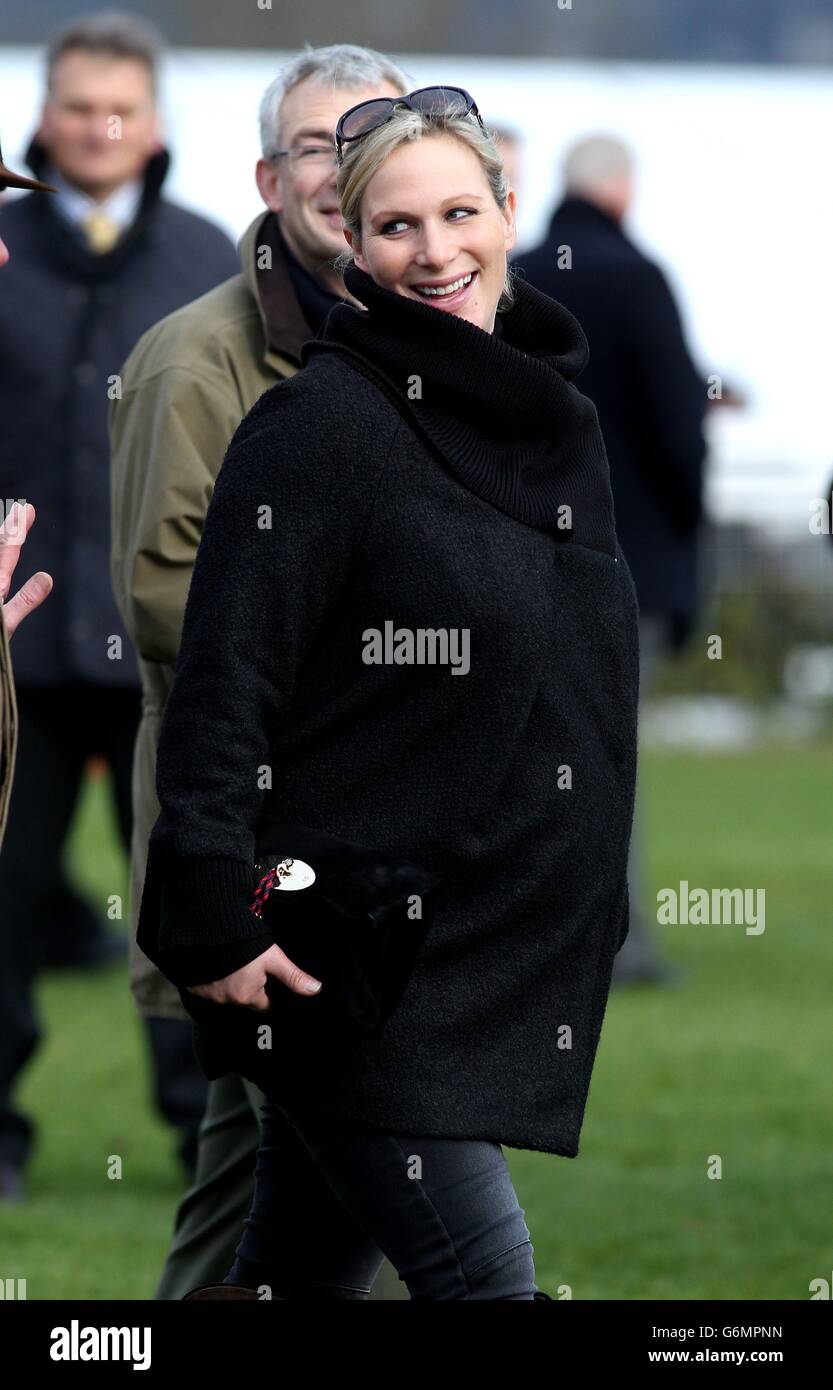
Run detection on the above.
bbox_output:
[186,943,322,1012]
[0,502,53,638]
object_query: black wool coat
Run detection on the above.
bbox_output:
[138,263,640,1158]
[0,141,238,687]
[514,196,708,648]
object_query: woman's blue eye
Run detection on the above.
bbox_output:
[380,208,477,236]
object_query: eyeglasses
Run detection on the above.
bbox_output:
[335,86,485,164]
[268,143,339,169]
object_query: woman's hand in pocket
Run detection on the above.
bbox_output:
[186,944,322,1011]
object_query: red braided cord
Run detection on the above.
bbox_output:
[250,868,278,919]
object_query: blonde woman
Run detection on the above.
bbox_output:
[141,87,640,1300]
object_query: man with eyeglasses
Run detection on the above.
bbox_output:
[110,43,410,1300]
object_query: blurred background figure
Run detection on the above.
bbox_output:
[0,140,57,861]
[490,123,522,196]
[514,134,709,986]
[0,10,238,1201]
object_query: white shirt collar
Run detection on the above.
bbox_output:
[48,167,143,232]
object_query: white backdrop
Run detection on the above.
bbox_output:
[2,47,832,530]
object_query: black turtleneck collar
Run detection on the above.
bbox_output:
[302,261,617,552]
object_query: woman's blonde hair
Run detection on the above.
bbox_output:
[335,106,517,312]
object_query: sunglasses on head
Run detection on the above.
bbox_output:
[335,86,485,165]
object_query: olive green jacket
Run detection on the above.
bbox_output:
[110,210,311,1018]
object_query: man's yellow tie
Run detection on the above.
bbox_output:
[83,208,120,255]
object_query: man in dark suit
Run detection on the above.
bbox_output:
[0,13,238,1198]
[0,143,56,856]
[514,134,708,984]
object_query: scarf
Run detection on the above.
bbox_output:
[304,261,617,553]
[269,217,344,337]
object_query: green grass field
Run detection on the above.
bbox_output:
[3,742,831,1300]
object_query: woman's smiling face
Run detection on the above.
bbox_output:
[344,132,516,333]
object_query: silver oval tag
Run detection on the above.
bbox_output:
[274,858,316,892]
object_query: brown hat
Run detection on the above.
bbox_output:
[0,141,56,194]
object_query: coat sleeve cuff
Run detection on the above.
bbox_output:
[156,855,274,986]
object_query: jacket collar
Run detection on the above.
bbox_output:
[23,135,171,279]
[303,261,617,551]
[47,166,143,231]
[239,210,319,371]
[26,133,171,208]
[547,194,627,239]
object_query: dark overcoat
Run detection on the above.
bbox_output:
[514,196,708,649]
[0,140,238,686]
[138,263,640,1158]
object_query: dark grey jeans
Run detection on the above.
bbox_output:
[226,1097,538,1300]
